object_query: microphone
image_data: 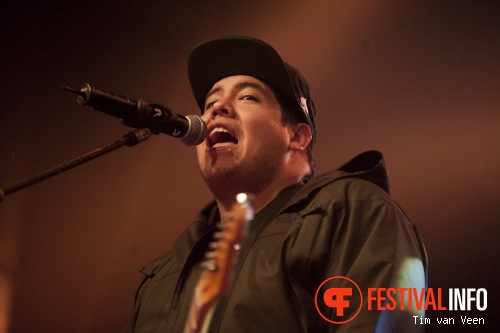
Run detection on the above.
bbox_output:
[62,83,207,146]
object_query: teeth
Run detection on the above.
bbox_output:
[208,126,237,146]
[210,127,231,137]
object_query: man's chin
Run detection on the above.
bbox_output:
[201,168,238,196]
[204,146,236,167]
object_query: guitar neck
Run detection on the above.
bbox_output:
[183,296,217,333]
[182,193,253,333]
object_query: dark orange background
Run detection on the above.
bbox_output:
[1,1,499,332]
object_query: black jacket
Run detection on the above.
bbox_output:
[124,151,428,332]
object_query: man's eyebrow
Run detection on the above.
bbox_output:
[205,87,222,103]
[204,81,267,103]
[234,81,266,93]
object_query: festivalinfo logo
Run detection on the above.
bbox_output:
[315,276,488,326]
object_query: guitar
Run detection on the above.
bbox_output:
[183,193,253,333]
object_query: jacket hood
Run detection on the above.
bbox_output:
[282,150,390,212]
[335,150,389,193]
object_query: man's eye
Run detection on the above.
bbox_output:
[205,101,216,110]
[241,95,258,101]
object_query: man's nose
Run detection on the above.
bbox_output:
[209,99,235,119]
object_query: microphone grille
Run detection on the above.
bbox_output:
[181,115,207,146]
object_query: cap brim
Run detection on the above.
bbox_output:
[188,36,296,112]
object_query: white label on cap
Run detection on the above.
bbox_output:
[300,96,309,116]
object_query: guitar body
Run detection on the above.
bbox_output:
[184,193,253,333]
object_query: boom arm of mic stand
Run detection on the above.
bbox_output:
[0,128,152,202]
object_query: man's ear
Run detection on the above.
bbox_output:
[289,123,313,152]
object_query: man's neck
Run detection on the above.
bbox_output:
[215,175,302,222]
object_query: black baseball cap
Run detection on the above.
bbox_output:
[187,36,316,149]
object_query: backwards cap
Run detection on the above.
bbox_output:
[187,36,316,149]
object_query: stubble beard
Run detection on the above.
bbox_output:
[200,147,286,206]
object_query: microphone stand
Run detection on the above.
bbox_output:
[0,128,152,202]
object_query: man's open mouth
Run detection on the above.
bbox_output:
[208,127,238,148]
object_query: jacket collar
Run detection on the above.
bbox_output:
[279,150,389,214]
